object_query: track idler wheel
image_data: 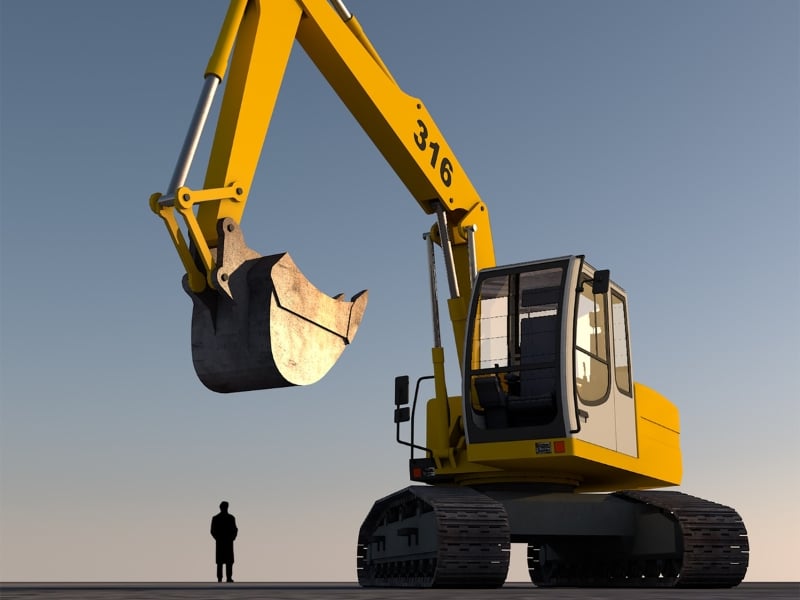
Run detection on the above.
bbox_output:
[186,218,367,392]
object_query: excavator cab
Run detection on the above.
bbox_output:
[463,256,637,456]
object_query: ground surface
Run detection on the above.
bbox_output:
[0,582,797,600]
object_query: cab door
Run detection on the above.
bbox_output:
[609,286,637,456]
[572,268,637,456]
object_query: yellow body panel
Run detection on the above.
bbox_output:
[428,382,681,491]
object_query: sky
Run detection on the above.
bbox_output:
[1,0,798,584]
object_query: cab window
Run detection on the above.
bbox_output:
[611,292,632,395]
[575,280,609,404]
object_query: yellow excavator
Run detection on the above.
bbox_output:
[150,0,748,587]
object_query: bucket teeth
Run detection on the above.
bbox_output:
[185,218,368,393]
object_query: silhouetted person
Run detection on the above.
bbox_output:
[210,501,238,582]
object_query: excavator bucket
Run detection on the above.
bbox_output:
[184,219,367,393]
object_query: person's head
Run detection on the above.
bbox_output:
[220,501,229,513]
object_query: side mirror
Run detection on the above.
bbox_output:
[394,375,410,423]
[395,375,409,406]
[394,407,410,423]
[592,269,610,295]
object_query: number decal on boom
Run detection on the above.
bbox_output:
[414,119,453,187]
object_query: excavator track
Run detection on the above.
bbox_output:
[620,490,749,587]
[357,486,510,588]
[528,490,748,588]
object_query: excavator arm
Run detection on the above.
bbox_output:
[150,0,494,390]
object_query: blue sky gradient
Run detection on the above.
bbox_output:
[1,0,798,582]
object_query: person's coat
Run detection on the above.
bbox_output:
[211,511,238,564]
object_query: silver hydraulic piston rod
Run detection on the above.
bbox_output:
[465,224,478,287]
[161,75,221,206]
[424,232,443,349]
[330,0,352,21]
[434,203,460,300]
